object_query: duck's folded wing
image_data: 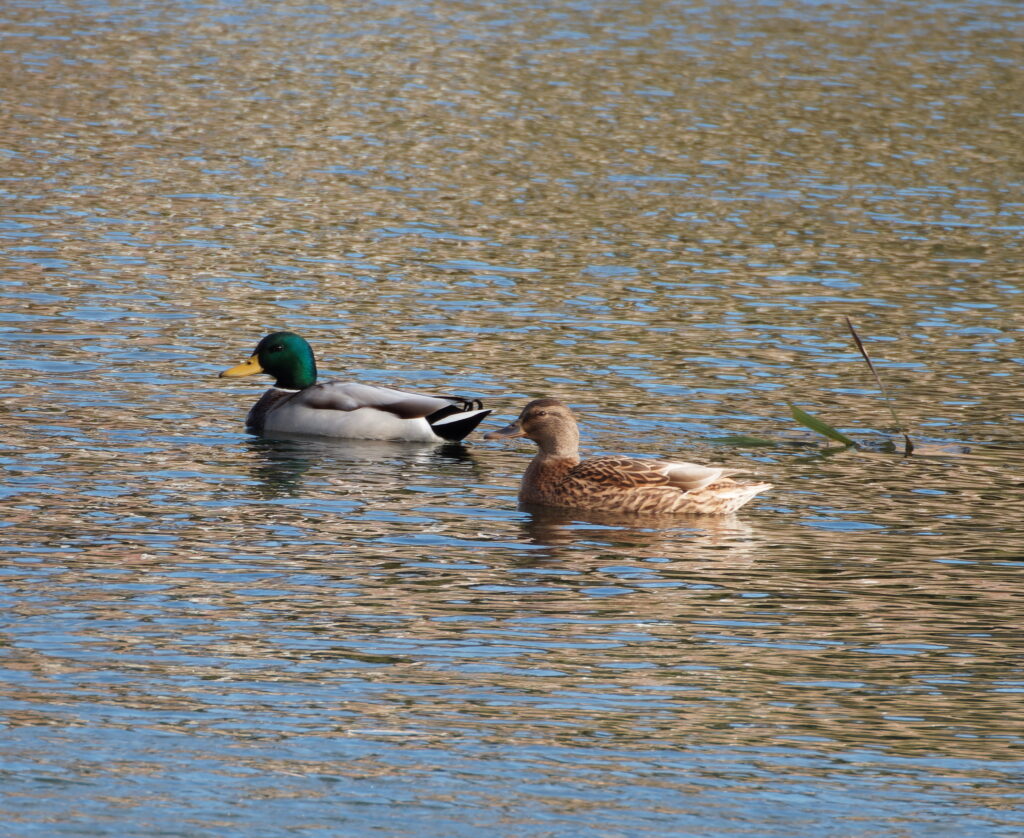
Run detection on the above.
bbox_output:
[570,456,741,492]
[298,381,459,419]
[567,455,674,488]
[659,461,743,491]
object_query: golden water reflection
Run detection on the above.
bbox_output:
[2,0,1023,832]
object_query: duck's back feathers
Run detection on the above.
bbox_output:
[569,456,740,492]
[297,382,459,418]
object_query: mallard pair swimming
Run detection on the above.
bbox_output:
[220,333,771,514]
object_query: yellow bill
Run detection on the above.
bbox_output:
[219,355,264,378]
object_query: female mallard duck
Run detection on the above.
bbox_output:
[485,398,771,515]
[220,332,491,442]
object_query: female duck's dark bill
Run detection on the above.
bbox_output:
[484,420,525,440]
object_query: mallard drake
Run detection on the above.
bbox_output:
[485,398,771,515]
[220,331,491,442]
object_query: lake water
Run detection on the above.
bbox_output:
[2,0,1023,835]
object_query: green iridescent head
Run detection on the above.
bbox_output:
[220,331,318,390]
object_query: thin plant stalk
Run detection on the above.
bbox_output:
[845,316,914,455]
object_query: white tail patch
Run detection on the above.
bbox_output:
[431,408,490,426]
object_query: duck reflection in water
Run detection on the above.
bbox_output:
[515,502,762,564]
[243,433,479,500]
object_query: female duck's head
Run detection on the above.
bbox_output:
[220,331,318,390]
[485,397,580,456]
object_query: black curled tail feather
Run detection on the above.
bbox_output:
[433,395,484,413]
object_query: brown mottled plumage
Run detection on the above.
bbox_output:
[484,398,771,515]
